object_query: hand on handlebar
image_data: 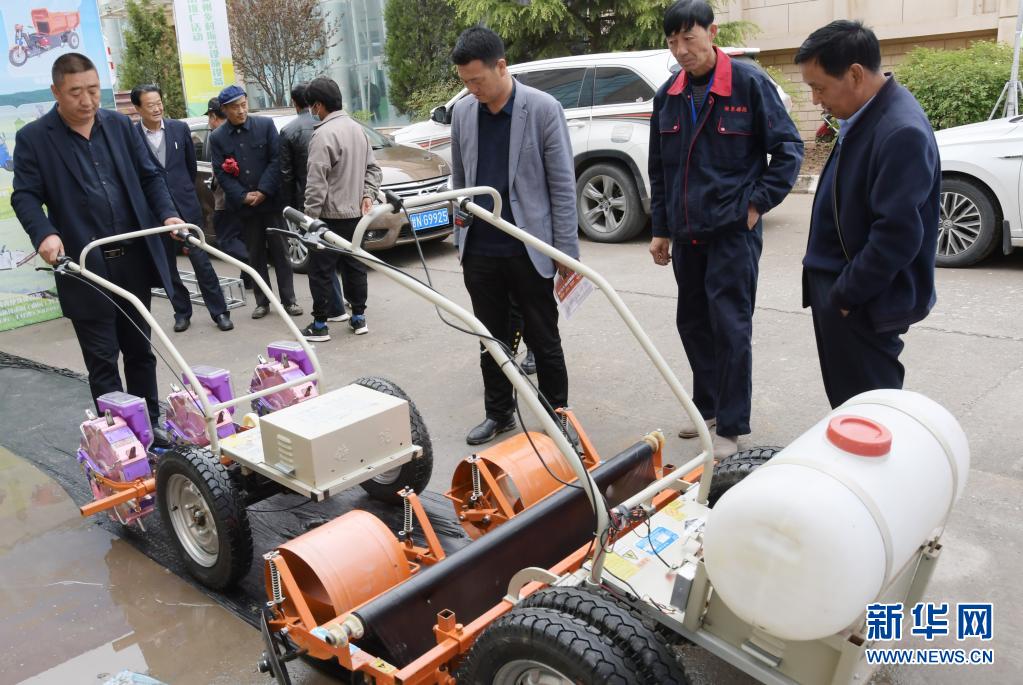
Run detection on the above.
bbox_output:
[38,234,65,266]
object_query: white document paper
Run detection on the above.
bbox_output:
[554,271,595,320]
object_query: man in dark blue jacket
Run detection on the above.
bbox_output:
[649,0,803,457]
[131,84,232,333]
[11,53,182,445]
[796,21,939,407]
[209,85,301,320]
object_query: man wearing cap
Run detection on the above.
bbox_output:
[209,84,302,319]
[204,97,249,276]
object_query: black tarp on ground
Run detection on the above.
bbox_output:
[0,352,470,628]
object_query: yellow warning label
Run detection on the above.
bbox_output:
[604,552,640,580]
[664,499,686,521]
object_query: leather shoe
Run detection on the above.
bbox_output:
[151,426,172,449]
[173,315,190,333]
[251,305,269,319]
[214,313,234,331]
[520,349,536,375]
[466,416,516,445]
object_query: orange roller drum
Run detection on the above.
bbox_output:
[448,432,586,539]
[267,510,410,627]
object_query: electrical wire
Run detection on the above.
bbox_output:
[292,223,610,539]
[46,264,208,417]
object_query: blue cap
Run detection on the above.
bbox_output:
[217,84,246,106]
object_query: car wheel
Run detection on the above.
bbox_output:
[286,236,310,274]
[68,32,80,49]
[937,178,1000,268]
[577,163,646,243]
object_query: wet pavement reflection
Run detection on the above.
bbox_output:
[0,446,330,685]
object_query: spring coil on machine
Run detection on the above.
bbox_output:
[468,455,482,503]
[265,551,284,606]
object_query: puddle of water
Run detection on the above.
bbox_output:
[0,446,278,685]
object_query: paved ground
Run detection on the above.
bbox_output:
[1,192,1021,683]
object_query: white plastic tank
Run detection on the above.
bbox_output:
[702,389,969,642]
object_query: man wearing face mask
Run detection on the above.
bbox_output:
[796,21,939,407]
[648,0,803,458]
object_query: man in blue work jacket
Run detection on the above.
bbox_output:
[649,0,803,457]
[796,21,939,407]
[209,85,302,320]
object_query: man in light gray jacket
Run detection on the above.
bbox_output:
[301,77,381,340]
[450,27,580,445]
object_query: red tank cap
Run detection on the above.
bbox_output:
[826,415,892,457]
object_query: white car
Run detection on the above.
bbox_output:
[393,48,791,243]
[934,116,1023,267]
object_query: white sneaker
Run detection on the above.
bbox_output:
[328,311,350,322]
[679,416,716,439]
[713,434,739,459]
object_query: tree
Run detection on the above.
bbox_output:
[226,0,340,107]
[448,0,757,63]
[119,0,186,118]
[384,0,469,115]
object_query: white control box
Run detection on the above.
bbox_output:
[257,384,414,491]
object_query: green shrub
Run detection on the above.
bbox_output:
[404,80,463,122]
[898,40,1012,130]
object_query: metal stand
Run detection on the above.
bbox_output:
[152,271,247,310]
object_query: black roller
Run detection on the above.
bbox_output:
[353,439,659,667]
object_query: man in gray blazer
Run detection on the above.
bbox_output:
[449,27,580,445]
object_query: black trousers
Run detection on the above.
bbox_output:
[310,218,368,320]
[462,253,568,420]
[806,269,907,408]
[70,247,160,424]
[672,226,762,437]
[161,234,227,320]
[214,210,249,264]
[241,211,296,307]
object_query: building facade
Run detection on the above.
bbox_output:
[716,0,1021,137]
[99,0,401,124]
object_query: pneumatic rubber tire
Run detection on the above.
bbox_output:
[457,606,641,685]
[353,376,433,503]
[576,163,646,243]
[708,446,780,507]
[937,177,1000,268]
[521,586,689,684]
[156,447,253,589]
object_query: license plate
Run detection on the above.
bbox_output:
[409,207,450,232]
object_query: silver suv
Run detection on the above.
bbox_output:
[393,48,790,243]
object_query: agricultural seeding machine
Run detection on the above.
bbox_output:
[9,8,80,67]
[60,185,971,685]
[244,190,970,685]
[63,224,433,589]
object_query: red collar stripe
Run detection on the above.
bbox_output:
[666,47,733,97]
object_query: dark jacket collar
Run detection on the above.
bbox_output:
[479,81,517,116]
[839,74,897,143]
[667,47,733,98]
